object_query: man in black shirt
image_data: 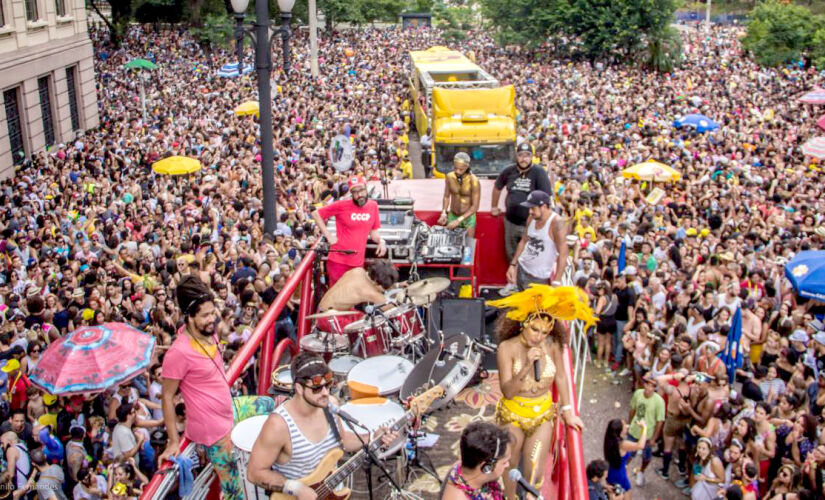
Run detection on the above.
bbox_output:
[614,272,636,368]
[491,142,553,269]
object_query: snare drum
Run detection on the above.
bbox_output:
[231,415,269,500]
[347,355,413,400]
[344,316,390,358]
[339,398,406,458]
[383,304,425,344]
[300,332,349,362]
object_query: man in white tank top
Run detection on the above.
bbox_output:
[507,190,569,291]
[246,353,397,499]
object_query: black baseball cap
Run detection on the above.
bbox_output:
[520,190,551,208]
[516,142,532,154]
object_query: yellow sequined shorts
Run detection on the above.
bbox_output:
[495,393,555,437]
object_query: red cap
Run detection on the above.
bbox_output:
[348,176,367,190]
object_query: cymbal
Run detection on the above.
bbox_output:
[306,309,360,320]
[387,289,433,307]
[406,277,450,298]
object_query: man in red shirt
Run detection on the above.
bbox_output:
[2,359,30,411]
[312,176,387,286]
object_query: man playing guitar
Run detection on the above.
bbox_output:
[246,352,396,499]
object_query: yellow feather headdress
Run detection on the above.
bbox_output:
[486,285,597,328]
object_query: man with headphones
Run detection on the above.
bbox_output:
[158,275,241,499]
[441,421,512,500]
[438,152,481,239]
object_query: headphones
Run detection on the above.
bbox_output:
[481,436,501,474]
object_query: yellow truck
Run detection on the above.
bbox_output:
[409,47,517,178]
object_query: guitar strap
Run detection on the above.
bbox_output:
[323,407,343,445]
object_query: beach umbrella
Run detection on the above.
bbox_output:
[152,156,202,175]
[785,250,825,301]
[29,323,156,395]
[799,89,825,105]
[234,100,260,117]
[817,114,825,131]
[217,62,253,78]
[621,160,682,182]
[673,113,719,133]
[801,136,825,159]
[123,58,157,71]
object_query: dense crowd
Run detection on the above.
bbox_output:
[0,16,823,500]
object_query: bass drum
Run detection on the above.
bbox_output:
[399,334,481,412]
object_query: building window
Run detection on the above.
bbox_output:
[55,0,66,17]
[65,67,81,131]
[4,88,26,165]
[25,0,38,22]
[0,3,5,27]
[38,76,55,148]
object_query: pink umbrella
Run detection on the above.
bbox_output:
[29,323,156,395]
[817,114,825,131]
[799,89,825,105]
[801,136,825,159]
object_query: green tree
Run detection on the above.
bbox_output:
[742,0,813,66]
[478,0,567,47]
[647,25,683,72]
[190,12,234,49]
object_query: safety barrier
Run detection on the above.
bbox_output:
[143,247,587,500]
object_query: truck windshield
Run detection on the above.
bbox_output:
[435,144,514,177]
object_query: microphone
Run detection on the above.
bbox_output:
[328,403,362,429]
[508,469,542,500]
[533,359,541,382]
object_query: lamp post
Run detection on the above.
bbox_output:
[229,0,294,237]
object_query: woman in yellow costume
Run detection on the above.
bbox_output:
[488,284,596,498]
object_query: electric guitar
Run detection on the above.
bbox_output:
[270,385,444,500]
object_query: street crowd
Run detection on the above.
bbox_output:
[0,14,823,500]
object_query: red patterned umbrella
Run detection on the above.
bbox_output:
[801,136,825,159]
[799,89,825,105]
[29,323,156,395]
[817,114,825,132]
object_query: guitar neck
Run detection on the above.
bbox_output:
[323,412,413,488]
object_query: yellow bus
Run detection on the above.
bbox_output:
[409,47,517,178]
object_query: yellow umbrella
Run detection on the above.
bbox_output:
[621,160,681,182]
[151,156,202,175]
[234,100,260,117]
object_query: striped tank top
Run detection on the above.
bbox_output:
[271,405,340,480]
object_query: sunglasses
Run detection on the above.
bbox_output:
[299,371,333,391]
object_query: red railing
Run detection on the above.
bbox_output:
[143,244,587,500]
[140,249,317,500]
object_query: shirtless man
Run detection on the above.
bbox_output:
[437,152,481,238]
[740,305,765,365]
[655,354,691,479]
[317,259,398,312]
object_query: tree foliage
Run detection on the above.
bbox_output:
[478,0,681,71]
[742,0,825,67]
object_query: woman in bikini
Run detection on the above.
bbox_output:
[488,285,594,499]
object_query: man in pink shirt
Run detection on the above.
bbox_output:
[312,176,387,286]
[158,275,241,499]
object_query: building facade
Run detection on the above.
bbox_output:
[0,0,98,177]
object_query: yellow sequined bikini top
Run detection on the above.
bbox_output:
[513,351,556,394]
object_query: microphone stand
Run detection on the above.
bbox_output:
[337,412,404,500]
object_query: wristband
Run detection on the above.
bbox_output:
[560,404,573,413]
[283,479,303,496]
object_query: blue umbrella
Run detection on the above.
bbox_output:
[785,250,825,301]
[618,240,626,274]
[718,307,743,383]
[673,114,719,133]
[217,62,253,78]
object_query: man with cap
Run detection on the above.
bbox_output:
[491,142,552,292]
[437,152,481,238]
[247,352,397,499]
[507,190,568,291]
[312,175,387,286]
[1,359,29,411]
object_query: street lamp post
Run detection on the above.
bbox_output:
[230,0,295,237]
